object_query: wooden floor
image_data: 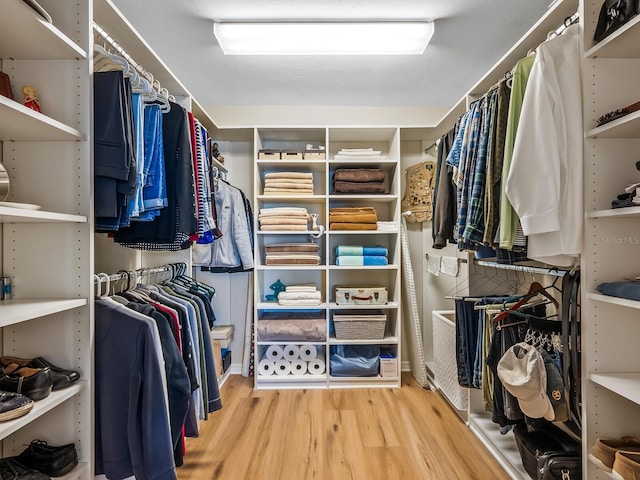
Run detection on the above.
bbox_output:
[177,373,512,480]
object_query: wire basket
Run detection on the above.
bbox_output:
[333,311,387,340]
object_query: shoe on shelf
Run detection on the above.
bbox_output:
[613,451,640,480]
[0,391,33,422]
[17,440,78,477]
[590,436,640,472]
[0,457,49,480]
[0,364,52,401]
[0,357,80,391]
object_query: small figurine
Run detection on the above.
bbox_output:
[22,86,41,113]
[211,142,225,164]
[265,278,286,301]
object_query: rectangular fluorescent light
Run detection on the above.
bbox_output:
[213,22,434,55]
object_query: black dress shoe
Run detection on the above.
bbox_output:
[0,457,49,480]
[17,440,78,477]
[0,365,52,401]
[0,358,79,392]
[0,391,33,422]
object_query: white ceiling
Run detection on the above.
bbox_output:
[110,0,552,109]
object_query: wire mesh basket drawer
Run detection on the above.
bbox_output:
[333,310,387,340]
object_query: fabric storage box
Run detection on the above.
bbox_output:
[281,151,303,160]
[211,325,234,348]
[259,149,281,160]
[333,310,386,340]
[335,286,388,305]
[330,345,380,377]
[432,310,468,411]
[304,150,326,160]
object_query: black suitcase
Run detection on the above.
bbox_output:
[513,423,581,480]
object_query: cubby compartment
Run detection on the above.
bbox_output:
[256,268,326,307]
[257,232,326,268]
[327,127,399,161]
[328,232,399,267]
[329,308,398,344]
[256,127,327,160]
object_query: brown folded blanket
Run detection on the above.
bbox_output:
[328,213,378,224]
[334,181,387,194]
[330,223,378,230]
[265,255,321,265]
[265,243,319,253]
[260,225,308,231]
[329,207,377,214]
[334,168,386,183]
[259,217,309,225]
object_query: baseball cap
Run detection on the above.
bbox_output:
[537,346,567,422]
[497,342,555,421]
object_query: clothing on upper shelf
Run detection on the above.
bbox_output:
[401,160,436,224]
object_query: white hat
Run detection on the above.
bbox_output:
[497,342,555,421]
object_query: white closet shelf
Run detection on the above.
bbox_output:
[587,206,640,218]
[0,382,84,441]
[0,207,87,224]
[0,96,84,142]
[256,374,327,383]
[257,302,327,310]
[0,299,87,328]
[328,265,398,270]
[585,15,640,59]
[0,0,86,59]
[329,302,399,309]
[257,195,326,203]
[586,109,640,139]
[587,292,640,309]
[257,265,325,271]
[590,373,640,405]
[328,194,398,202]
[328,336,398,345]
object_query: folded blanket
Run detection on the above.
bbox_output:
[264,180,314,187]
[257,318,325,341]
[328,213,378,224]
[260,207,309,216]
[265,243,319,253]
[265,255,321,265]
[335,245,388,257]
[376,221,396,231]
[285,284,318,292]
[334,181,386,194]
[259,217,309,225]
[264,188,314,194]
[334,169,386,183]
[329,207,377,214]
[336,255,388,266]
[330,223,378,231]
[265,172,314,180]
[260,225,309,231]
[278,291,322,300]
[278,298,323,306]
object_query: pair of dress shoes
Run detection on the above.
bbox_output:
[0,356,80,397]
[0,364,52,401]
[0,439,78,478]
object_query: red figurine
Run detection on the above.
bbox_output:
[22,85,41,113]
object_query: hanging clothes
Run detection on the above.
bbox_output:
[432,127,457,248]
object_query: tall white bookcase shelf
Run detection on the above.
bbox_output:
[253,127,402,390]
[0,0,92,476]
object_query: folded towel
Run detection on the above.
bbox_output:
[376,221,396,231]
[285,284,318,292]
[260,225,309,231]
[333,155,386,161]
[265,172,314,180]
[264,188,314,194]
[334,169,386,183]
[265,243,319,253]
[334,181,386,194]
[260,207,309,216]
[265,178,314,185]
[278,291,322,300]
[336,255,388,266]
[336,148,382,156]
[335,245,388,257]
[278,298,323,306]
[330,223,378,231]
[264,180,314,188]
[329,207,377,214]
[426,254,441,276]
[265,255,321,265]
[259,217,309,225]
[328,213,378,224]
[440,256,460,277]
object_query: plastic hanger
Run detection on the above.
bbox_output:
[493,281,559,323]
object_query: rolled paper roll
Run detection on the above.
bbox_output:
[275,359,292,376]
[299,345,318,361]
[307,358,326,375]
[290,359,308,375]
[283,344,300,361]
[258,359,276,376]
[265,344,284,361]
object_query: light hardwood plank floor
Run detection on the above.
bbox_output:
[177,373,512,480]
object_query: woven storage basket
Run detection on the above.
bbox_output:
[333,311,386,340]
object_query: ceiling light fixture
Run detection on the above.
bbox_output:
[213,21,434,55]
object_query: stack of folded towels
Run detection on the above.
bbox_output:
[333,168,387,194]
[264,243,321,265]
[259,207,310,231]
[278,283,323,306]
[333,148,386,161]
[329,206,378,231]
[263,172,314,195]
[335,245,388,266]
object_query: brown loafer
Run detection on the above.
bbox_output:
[613,451,640,480]
[590,436,640,472]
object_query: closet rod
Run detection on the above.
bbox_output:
[474,260,568,277]
[94,264,181,288]
[92,22,156,88]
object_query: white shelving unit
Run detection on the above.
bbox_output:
[0,0,92,477]
[253,126,402,389]
[582,1,640,478]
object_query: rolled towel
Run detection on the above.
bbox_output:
[299,345,318,361]
[335,245,388,257]
[291,359,308,375]
[258,359,276,376]
[275,359,292,376]
[283,344,300,361]
[265,344,284,361]
[308,358,326,375]
[336,255,388,266]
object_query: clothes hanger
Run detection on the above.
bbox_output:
[492,281,559,324]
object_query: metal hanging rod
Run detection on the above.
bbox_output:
[474,259,570,277]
